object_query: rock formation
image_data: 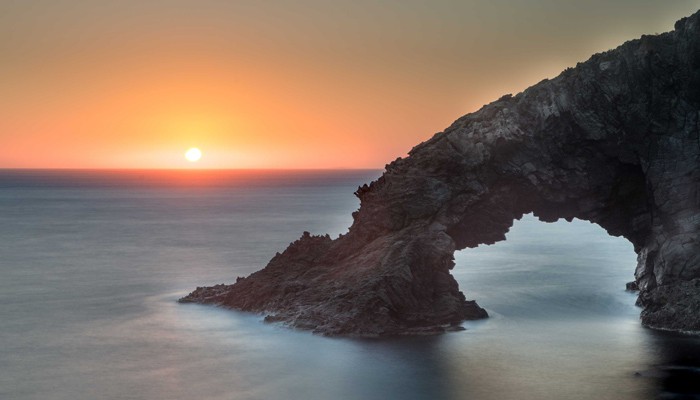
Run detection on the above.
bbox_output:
[181,11,700,336]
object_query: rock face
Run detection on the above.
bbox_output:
[181,12,700,336]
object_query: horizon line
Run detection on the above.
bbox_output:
[0,167,384,172]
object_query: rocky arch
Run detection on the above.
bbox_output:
[182,12,700,336]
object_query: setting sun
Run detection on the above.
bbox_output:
[185,147,202,162]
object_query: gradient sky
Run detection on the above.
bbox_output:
[2,0,699,169]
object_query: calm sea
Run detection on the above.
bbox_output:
[1,169,699,400]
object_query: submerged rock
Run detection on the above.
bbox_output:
[182,11,700,336]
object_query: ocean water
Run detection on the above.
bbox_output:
[1,169,699,400]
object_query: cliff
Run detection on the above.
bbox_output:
[181,11,700,336]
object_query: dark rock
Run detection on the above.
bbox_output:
[445,325,467,332]
[178,284,233,304]
[626,281,639,291]
[638,279,700,332]
[182,10,700,336]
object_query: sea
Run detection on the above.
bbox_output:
[1,169,699,400]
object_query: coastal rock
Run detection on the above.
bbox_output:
[181,11,700,336]
[637,278,700,331]
[179,284,233,303]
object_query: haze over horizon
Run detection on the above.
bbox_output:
[2,0,699,169]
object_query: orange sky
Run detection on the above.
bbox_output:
[2,1,699,169]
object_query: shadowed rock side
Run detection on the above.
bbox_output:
[182,12,700,336]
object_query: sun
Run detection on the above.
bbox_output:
[185,147,202,162]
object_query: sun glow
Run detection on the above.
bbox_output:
[185,147,202,162]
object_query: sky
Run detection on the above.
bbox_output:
[2,0,699,169]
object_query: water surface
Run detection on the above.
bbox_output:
[1,169,698,400]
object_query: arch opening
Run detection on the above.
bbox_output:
[451,213,639,320]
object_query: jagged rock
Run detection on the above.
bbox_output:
[179,284,233,303]
[637,278,700,331]
[181,11,700,336]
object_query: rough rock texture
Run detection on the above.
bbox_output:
[181,12,700,336]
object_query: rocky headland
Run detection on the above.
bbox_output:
[181,11,700,336]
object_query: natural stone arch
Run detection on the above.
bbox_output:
[182,12,700,336]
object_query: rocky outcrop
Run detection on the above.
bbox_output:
[181,11,700,336]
